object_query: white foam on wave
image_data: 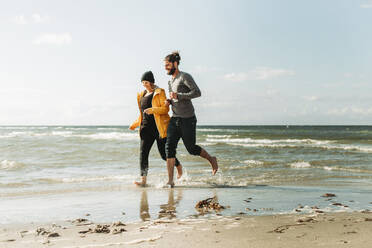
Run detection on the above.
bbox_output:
[322,166,372,174]
[231,143,296,148]
[290,161,311,168]
[0,160,24,170]
[73,132,138,141]
[206,137,372,153]
[0,130,139,141]
[60,174,136,183]
[243,160,264,165]
[206,137,331,145]
[206,134,232,138]
[316,144,372,153]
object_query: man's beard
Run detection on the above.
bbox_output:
[167,66,176,75]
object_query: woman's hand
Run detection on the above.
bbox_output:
[165,99,171,107]
[144,108,153,115]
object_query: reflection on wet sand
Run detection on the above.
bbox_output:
[158,189,183,219]
[140,190,150,221]
[139,189,183,221]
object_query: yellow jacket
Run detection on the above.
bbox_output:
[129,87,170,138]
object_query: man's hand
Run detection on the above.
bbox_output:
[170,92,178,100]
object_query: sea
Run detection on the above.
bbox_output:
[1,125,372,224]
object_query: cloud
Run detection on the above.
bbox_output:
[360,3,372,8]
[12,15,28,25]
[224,67,295,82]
[328,107,372,116]
[303,96,319,101]
[33,33,72,45]
[361,0,372,8]
[32,14,49,23]
[12,13,49,24]
[190,65,219,74]
[344,73,353,78]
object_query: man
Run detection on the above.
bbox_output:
[164,51,218,187]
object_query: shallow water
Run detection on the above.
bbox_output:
[1,126,372,224]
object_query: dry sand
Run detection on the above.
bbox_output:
[1,211,372,248]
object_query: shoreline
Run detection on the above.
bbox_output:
[1,211,372,248]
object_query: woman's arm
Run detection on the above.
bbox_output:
[146,90,169,115]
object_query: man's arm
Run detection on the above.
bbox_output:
[176,73,201,100]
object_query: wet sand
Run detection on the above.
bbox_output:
[1,211,372,248]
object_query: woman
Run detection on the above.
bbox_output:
[129,71,182,186]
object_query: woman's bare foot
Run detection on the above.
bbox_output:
[211,156,218,175]
[134,181,147,187]
[176,164,183,179]
[134,176,147,187]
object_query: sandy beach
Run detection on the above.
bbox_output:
[1,210,372,248]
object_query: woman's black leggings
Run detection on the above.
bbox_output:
[140,126,180,176]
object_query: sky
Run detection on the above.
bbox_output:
[0,0,371,125]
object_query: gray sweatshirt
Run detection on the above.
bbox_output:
[168,71,201,118]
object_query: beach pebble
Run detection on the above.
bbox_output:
[112,221,126,227]
[322,193,336,197]
[111,228,127,234]
[332,203,343,206]
[36,228,50,236]
[365,218,372,221]
[47,232,60,238]
[297,217,316,223]
[78,229,92,234]
[72,218,88,224]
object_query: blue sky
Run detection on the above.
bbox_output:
[0,0,371,125]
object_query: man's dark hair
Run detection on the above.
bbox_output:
[165,51,181,65]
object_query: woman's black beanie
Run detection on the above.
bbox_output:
[141,71,155,83]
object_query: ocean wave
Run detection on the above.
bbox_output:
[37,174,136,184]
[74,132,138,141]
[243,160,264,165]
[208,138,372,153]
[290,161,311,168]
[0,160,24,170]
[206,137,332,145]
[0,131,139,141]
[322,166,372,174]
[230,143,296,148]
[319,145,372,153]
[206,135,233,138]
[197,128,241,132]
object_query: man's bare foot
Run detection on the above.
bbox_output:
[176,164,183,179]
[211,156,218,175]
[166,181,175,188]
[134,181,147,187]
